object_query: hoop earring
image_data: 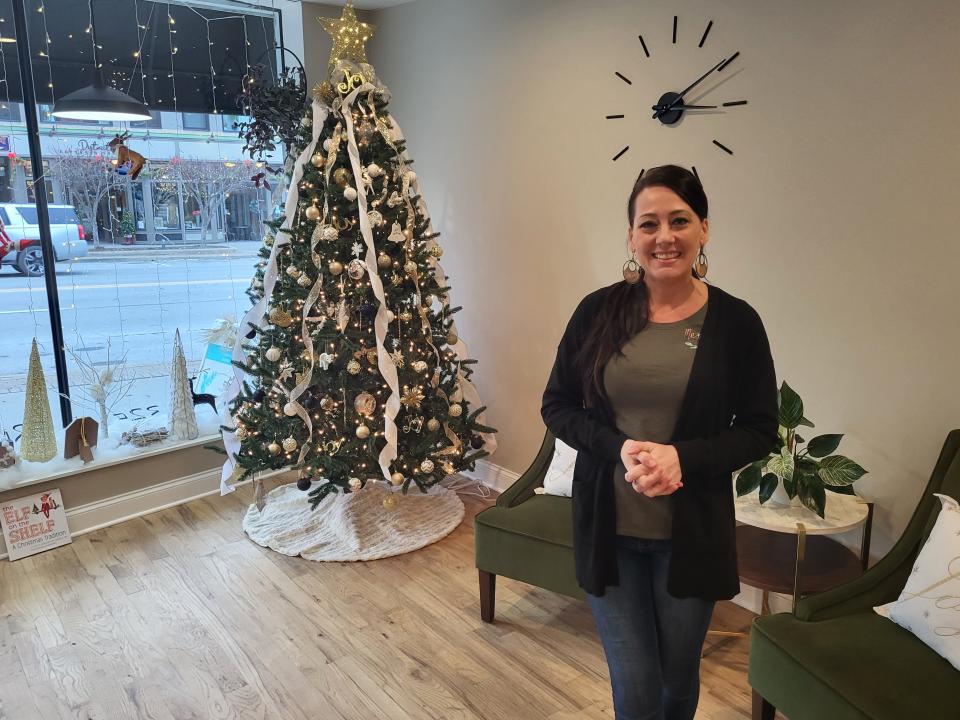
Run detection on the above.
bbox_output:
[622,258,643,285]
[694,245,709,279]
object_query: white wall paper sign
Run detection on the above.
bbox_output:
[1,488,72,561]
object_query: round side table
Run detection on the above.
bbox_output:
[735,492,874,614]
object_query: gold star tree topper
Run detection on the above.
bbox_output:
[319,1,376,78]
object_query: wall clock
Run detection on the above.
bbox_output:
[606,16,747,176]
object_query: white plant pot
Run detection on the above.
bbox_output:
[766,479,800,508]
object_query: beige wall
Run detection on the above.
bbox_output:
[337,0,960,556]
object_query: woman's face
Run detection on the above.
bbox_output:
[627,186,709,284]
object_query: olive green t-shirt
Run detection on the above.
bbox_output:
[603,301,707,539]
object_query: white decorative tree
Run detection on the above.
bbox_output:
[168,329,199,440]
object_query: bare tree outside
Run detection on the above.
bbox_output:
[175,159,252,244]
[48,139,123,247]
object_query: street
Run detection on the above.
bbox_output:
[0,242,263,437]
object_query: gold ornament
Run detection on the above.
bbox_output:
[399,310,413,323]
[269,307,294,328]
[347,359,362,375]
[268,441,281,455]
[401,385,425,409]
[265,347,282,362]
[285,265,301,278]
[420,459,435,474]
[312,81,336,105]
[234,425,248,441]
[447,329,459,345]
[427,418,440,432]
[448,403,463,418]
[320,396,336,411]
[383,495,399,509]
[390,472,404,486]
[282,437,298,452]
[430,245,444,258]
[354,392,376,416]
[333,168,351,187]
[411,360,428,373]
[390,349,404,367]
[298,274,313,287]
[377,252,391,269]
[402,416,424,433]
[320,225,339,241]
[329,260,344,275]
[311,152,326,168]
[403,260,417,275]
[391,273,403,286]
[305,204,321,221]
[318,2,377,76]
[356,424,370,439]
[365,348,379,364]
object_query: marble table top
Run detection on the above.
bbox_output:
[734,489,870,535]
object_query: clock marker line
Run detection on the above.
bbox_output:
[698,21,713,48]
[636,168,646,182]
[713,140,734,155]
[672,16,678,44]
[605,114,625,119]
[612,146,630,162]
[691,166,700,182]
[723,100,748,106]
[638,34,650,57]
[718,51,740,71]
[615,72,632,85]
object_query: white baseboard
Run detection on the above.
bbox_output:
[1,468,239,561]
[464,458,520,493]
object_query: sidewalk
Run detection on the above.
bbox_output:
[79,240,263,262]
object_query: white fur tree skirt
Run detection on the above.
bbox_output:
[242,481,465,561]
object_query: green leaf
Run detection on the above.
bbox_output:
[799,483,826,518]
[795,435,806,445]
[767,446,795,484]
[783,473,798,498]
[807,434,843,458]
[798,416,816,428]
[736,463,763,496]
[778,381,804,430]
[759,473,779,504]
[826,484,857,495]
[818,455,867,486]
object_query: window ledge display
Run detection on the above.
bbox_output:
[0,431,222,493]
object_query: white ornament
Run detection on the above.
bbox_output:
[420,459,435,474]
[344,187,358,201]
[388,222,406,243]
[317,353,335,370]
[349,477,362,491]
[367,210,384,227]
[282,436,298,452]
[265,347,282,362]
[322,138,332,152]
[321,225,338,241]
[283,402,299,417]
[405,170,418,184]
[412,360,428,373]
[387,191,403,208]
[366,163,384,178]
[386,310,396,323]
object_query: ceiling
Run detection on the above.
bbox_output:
[300,1,417,9]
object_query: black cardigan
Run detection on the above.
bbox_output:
[541,282,778,600]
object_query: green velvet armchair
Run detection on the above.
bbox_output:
[474,430,583,622]
[749,429,960,720]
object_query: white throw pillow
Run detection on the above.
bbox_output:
[538,439,577,497]
[876,493,960,671]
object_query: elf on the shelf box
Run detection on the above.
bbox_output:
[0,488,71,561]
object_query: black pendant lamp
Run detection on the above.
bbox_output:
[51,0,151,121]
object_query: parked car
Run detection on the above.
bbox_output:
[0,204,89,276]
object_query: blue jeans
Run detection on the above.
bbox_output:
[586,537,715,720]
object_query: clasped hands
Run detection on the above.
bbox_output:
[620,440,683,497]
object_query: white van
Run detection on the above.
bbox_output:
[0,204,90,276]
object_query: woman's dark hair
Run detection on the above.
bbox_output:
[577,165,708,408]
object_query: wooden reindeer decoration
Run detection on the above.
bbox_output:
[108,131,147,180]
[188,376,217,414]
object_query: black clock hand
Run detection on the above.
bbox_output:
[652,58,726,119]
[651,103,717,111]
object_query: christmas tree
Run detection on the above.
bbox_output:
[21,338,57,462]
[220,2,495,508]
[169,329,199,441]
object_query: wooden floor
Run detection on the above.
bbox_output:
[0,482,767,720]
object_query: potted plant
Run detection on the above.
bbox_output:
[735,381,867,518]
[119,211,136,245]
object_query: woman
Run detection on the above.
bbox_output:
[541,165,778,720]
